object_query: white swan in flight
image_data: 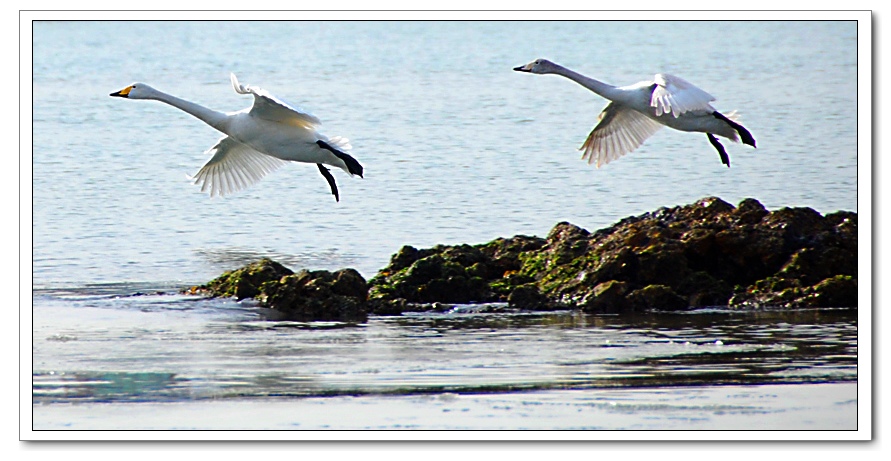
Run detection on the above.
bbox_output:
[514,59,756,167]
[110,74,363,200]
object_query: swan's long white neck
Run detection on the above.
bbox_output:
[548,65,626,102]
[147,88,229,132]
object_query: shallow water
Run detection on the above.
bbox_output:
[31,285,858,432]
[33,293,857,402]
[27,18,863,434]
[35,383,858,432]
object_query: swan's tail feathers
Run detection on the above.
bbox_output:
[707,133,731,168]
[317,164,340,202]
[327,136,353,151]
[723,110,741,122]
[316,139,364,178]
[713,111,756,148]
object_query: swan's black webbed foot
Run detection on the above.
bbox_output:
[316,140,364,177]
[712,111,757,148]
[317,163,340,202]
[736,125,757,148]
[707,133,731,167]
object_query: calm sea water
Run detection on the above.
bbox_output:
[29,20,861,434]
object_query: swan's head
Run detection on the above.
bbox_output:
[513,58,559,74]
[109,83,158,100]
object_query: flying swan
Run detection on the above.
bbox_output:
[513,59,756,167]
[110,74,363,200]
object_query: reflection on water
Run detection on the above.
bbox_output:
[33,372,179,403]
[193,247,360,275]
[32,290,857,405]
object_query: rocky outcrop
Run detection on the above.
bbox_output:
[514,197,857,311]
[366,236,549,313]
[192,197,857,318]
[196,258,294,300]
[367,197,857,313]
[189,258,368,321]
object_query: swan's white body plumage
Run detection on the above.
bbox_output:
[111,74,361,198]
[514,59,754,168]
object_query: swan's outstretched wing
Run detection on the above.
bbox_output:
[230,73,322,129]
[192,136,288,197]
[650,73,716,117]
[580,102,665,168]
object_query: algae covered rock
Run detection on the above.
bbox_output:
[190,259,368,322]
[193,197,857,317]
[372,250,490,304]
[506,283,552,310]
[728,274,857,309]
[195,258,293,300]
[517,197,857,311]
[577,280,631,313]
[367,235,546,313]
[260,268,368,322]
[626,285,689,311]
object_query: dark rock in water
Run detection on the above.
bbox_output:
[367,234,546,312]
[386,245,436,273]
[805,275,858,307]
[507,283,553,310]
[379,251,491,304]
[729,274,857,309]
[194,258,293,300]
[260,268,368,322]
[366,297,410,316]
[367,196,856,313]
[513,196,857,311]
[734,198,770,224]
[677,271,732,308]
[578,280,631,313]
[194,197,857,317]
[627,285,689,311]
[188,259,368,322]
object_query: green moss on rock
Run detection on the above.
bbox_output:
[627,285,689,311]
[197,258,293,300]
[194,197,857,317]
[190,259,368,322]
